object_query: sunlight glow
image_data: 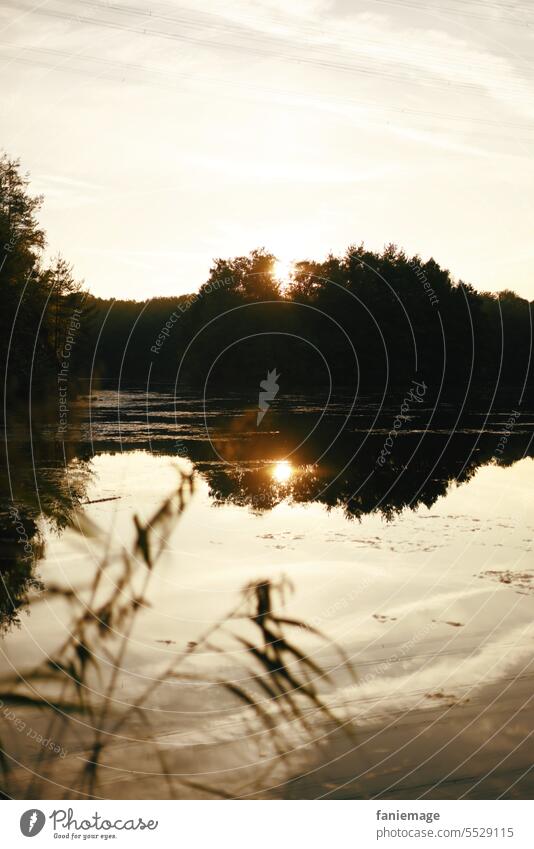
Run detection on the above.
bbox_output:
[272,460,293,483]
[273,258,295,288]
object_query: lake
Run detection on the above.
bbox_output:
[2,388,534,799]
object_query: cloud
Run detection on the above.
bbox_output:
[1,0,533,297]
[336,619,534,725]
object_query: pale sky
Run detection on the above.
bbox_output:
[1,0,533,299]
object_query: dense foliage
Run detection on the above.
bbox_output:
[1,155,532,400]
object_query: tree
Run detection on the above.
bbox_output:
[0,154,83,398]
[0,153,45,281]
[0,154,48,395]
[200,248,280,303]
[46,254,81,363]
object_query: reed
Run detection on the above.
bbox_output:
[0,469,355,799]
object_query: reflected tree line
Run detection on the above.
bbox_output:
[165,401,534,517]
[2,393,534,630]
[0,411,92,630]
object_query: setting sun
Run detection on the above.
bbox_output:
[272,258,295,288]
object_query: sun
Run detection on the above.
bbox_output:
[272,257,295,288]
[272,460,293,483]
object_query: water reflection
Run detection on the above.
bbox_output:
[0,403,92,630]
[2,390,534,630]
[3,391,534,799]
[271,460,293,483]
[200,410,534,519]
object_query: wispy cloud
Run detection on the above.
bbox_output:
[1,0,533,297]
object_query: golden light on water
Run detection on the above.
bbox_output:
[272,460,293,483]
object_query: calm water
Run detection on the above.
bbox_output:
[2,389,534,798]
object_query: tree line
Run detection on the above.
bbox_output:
[1,154,532,404]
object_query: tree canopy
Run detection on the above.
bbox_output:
[1,154,531,403]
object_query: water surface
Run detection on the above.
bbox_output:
[2,389,534,798]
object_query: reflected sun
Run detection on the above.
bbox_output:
[272,460,293,483]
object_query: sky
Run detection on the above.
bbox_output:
[1,0,533,300]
